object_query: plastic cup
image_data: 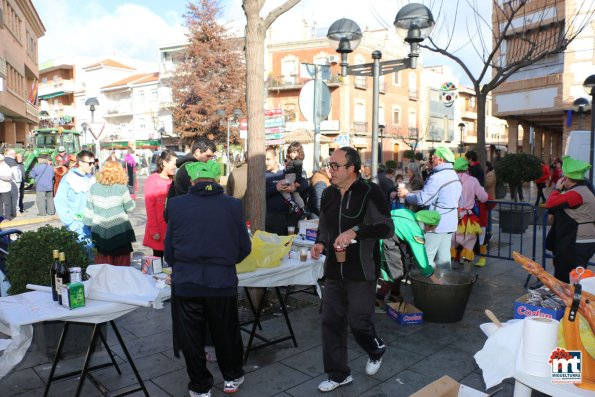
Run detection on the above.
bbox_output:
[287,226,296,235]
[398,183,406,203]
[335,246,346,263]
[299,247,308,262]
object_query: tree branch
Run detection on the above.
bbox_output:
[263,0,301,30]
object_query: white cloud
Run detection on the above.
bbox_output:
[35,1,186,64]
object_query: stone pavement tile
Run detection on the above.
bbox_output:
[285,373,381,397]
[108,329,173,360]
[272,393,292,397]
[396,323,459,357]
[459,369,516,395]
[151,367,191,397]
[408,345,478,381]
[281,344,363,378]
[0,367,46,396]
[124,380,173,397]
[32,350,123,380]
[362,344,425,382]
[359,369,435,397]
[213,362,311,397]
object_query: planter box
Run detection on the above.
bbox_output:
[499,208,532,234]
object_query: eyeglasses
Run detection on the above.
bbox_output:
[80,161,95,166]
[325,162,349,171]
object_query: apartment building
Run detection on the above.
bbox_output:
[265,27,424,167]
[0,0,45,145]
[492,0,594,164]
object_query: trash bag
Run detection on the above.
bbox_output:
[236,231,296,273]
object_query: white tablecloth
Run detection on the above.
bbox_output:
[238,255,324,296]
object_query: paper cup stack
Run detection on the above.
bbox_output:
[522,316,559,377]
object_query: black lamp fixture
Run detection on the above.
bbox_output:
[327,3,435,181]
[85,97,99,123]
[573,97,590,130]
[458,122,466,154]
[583,74,595,182]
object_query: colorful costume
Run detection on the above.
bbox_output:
[451,158,488,262]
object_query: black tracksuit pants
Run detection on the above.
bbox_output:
[321,278,385,382]
[173,294,244,394]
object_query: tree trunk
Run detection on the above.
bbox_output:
[476,90,487,167]
[243,6,266,231]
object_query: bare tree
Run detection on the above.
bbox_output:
[420,0,594,165]
[242,0,300,230]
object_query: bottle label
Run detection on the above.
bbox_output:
[55,275,63,293]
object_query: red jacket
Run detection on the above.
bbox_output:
[143,173,172,251]
[535,163,551,184]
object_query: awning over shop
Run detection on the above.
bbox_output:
[38,91,66,100]
[135,140,161,148]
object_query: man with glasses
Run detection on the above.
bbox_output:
[311,147,393,392]
[397,146,462,269]
[55,150,96,241]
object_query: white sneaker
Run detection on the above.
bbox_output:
[223,376,244,393]
[365,357,383,375]
[317,375,353,392]
[189,390,211,397]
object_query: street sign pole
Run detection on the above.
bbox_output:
[313,66,322,171]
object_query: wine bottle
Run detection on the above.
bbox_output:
[56,252,70,306]
[50,250,60,301]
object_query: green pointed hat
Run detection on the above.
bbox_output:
[434,146,455,163]
[454,157,469,171]
[415,210,441,226]
[562,155,591,180]
[185,160,221,181]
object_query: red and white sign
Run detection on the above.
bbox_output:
[87,122,105,140]
[265,139,284,146]
[264,108,283,117]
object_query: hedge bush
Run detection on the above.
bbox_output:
[6,225,92,295]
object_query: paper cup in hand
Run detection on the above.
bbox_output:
[335,246,346,263]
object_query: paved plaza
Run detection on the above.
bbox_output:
[0,177,553,396]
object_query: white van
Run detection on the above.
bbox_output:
[564,130,594,185]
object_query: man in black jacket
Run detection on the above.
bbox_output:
[165,161,251,396]
[171,137,216,197]
[311,147,393,392]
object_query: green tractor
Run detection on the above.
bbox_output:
[22,128,82,183]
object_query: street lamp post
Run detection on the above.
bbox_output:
[458,122,466,154]
[85,97,100,156]
[217,109,243,176]
[327,4,435,182]
[584,74,595,182]
[573,97,589,130]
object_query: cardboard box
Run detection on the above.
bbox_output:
[513,293,565,321]
[386,301,423,325]
[411,375,488,397]
[61,282,85,310]
[141,256,163,275]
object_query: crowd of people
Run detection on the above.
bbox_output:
[8,136,593,397]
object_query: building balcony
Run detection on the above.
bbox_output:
[38,79,76,97]
[408,88,418,101]
[26,102,38,119]
[105,105,133,117]
[353,121,368,134]
[408,127,419,139]
[266,74,340,90]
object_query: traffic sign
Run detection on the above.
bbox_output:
[265,133,284,140]
[87,122,105,140]
[265,139,285,146]
[299,80,331,123]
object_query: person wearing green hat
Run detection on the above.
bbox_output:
[451,157,488,269]
[165,159,252,396]
[397,146,462,269]
[545,156,595,283]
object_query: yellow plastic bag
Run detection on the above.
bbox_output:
[236,231,296,272]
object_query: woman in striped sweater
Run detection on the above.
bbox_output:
[84,160,136,266]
